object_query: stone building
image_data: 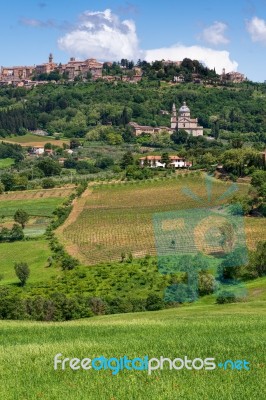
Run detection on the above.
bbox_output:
[129,122,172,136]
[221,69,246,83]
[0,65,35,80]
[35,53,58,75]
[171,102,203,136]
[59,57,103,80]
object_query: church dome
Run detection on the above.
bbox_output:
[179,101,190,113]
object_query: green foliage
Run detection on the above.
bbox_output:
[37,158,61,177]
[14,209,29,229]
[0,224,24,242]
[120,151,134,169]
[216,290,238,304]
[221,148,261,177]
[146,293,164,311]
[14,262,30,286]
[246,241,266,278]
[42,178,56,189]
[198,272,218,295]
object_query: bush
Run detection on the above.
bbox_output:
[42,178,55,189]
[216,290,237,304]
[14,262,30,286]
[89,297,108,315]
[146,293,164,311]
[198,272,217,295]
[61,255,79,271]
[107,298,134,314]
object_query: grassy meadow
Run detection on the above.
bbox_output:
[0,157,14,169]
[0,197,63,218]
[0,239,54,284]
[2,133,69,147]
[0,297,265,400]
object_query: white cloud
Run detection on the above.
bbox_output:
[144,45,238,74]
[58,9,140,60]
[57,9,238,73]
[246,16,266,44]
[200,21,229,45]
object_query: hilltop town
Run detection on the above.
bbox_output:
[0,54,246,87]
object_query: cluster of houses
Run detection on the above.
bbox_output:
[0,54,143,86]
[0,54,246,87]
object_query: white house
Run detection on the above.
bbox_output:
[139,155,192,168]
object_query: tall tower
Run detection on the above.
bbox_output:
[49,53,53,64]
[171,103,177,129]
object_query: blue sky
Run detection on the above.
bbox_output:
[1,0,266,81]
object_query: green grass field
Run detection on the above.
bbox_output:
[0,296,265,400]
[0,158,14,169]
[0,198,64,218]
[60,175,259,265]
[0,239,55,284]
[2,133,69,147]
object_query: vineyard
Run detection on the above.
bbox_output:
[0,186,75,235]
[59,174,265,265]
[0,186,74,201]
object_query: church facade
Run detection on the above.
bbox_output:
[171,102,203,137]
[129,101,204,137]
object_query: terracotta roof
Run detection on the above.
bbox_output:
[139,155,184,161]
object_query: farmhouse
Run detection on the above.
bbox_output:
[129,122,172,136]
[139,155,192,168]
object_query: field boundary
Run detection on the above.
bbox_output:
[56,187,92,263]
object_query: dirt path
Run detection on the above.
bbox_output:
[56,188,92,264]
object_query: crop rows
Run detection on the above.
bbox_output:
[62,176,259,265]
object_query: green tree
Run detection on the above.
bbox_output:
[120,151,134,169]
[171,129,188,145]
[42,178,55,189]
[14,209,29,229]
[219,222,235,253]
[14,262,30,286]
[37,158,61,177]
[161,152,170,168]
[10,224,24,241]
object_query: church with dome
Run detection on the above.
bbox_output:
[171,102,203,136]
[129,101,203,137]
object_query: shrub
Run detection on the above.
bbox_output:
[198,272,217,295]
[61,255,79,270]
[146,293,164,311]
[216,290,237,304]
[14,262,30,286]
[89,297,108,315]
[42,178,56,189]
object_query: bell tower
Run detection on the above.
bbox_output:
[171,103,177,129]
[49,53,53,64]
